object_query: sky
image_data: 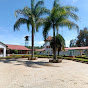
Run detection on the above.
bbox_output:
[0,0,88,47]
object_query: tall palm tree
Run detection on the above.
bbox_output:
[14,0,49,59]
[43,0,79,60]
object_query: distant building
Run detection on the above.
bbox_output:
[6,44,31,55]
[44,36,88,56]
[0,42,31,57]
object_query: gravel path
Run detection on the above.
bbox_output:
[0,58,88,88]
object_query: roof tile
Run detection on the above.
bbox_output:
[6,44,31,51]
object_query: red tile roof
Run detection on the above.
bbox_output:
[6,44,31,51]
[45,36,52,41]
[65,47,88,50]
[35,48,45,52]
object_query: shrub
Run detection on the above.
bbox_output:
[34,51,38,55]
[14,50,18,54]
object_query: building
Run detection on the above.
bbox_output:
[6,44,31,54]
[0,42,31,57]
[64,47,87,56]
[44,36,88,56]
[0,42,7,57]
[35,48,45,55]
[45,36,53,55]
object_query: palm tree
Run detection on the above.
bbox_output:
[43,0,79,60]
[50,34,65,55]
[14,0,49,59]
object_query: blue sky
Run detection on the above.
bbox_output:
[0,0,87,47]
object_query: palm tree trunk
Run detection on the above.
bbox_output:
[31,26,34,58]
[53,24,57,60]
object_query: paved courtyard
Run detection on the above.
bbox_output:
[0,58,88,88]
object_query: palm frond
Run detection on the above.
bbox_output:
[65,6,78,12]
[43,17,52,39]
[68,12,79,21]
[23,7,32,17]
[53,0,59,7]
[60,20,79,31]
[35,1,44,9]
[36,18,45,32]
[37,7,50,17]
[14,10,24,18]
[27,20,31,31]
[14,18,28,30]
[31,0,35,11]
[15,7,32,18]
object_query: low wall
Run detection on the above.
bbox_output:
[59,50,83,56]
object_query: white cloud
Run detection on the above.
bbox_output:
[34,41,44,46]
[73,0,79,3]
[38,41,44,44]
[28,41,45,46]
[65,40,70,47]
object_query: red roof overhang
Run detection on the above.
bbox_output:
[6,44,31,51]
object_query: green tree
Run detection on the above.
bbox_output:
[43,0,79,60]
[70,39,77,47]
[76,28,88,47]
[50,34,65,55]
[14,0,49,59]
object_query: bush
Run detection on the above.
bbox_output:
[0,55,88,63]
[28,51,30,54]
[14,50,18,54]
[34,51,38,55]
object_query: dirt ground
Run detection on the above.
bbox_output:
[0,58,88,88]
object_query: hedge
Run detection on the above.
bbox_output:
[0,55,88,62]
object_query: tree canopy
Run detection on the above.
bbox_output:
[50,34,65,55]
[14,0,49,59]
[69,39,77,47]
[43,0,79,59]
[69,28,88,47]
[76,28,88,47]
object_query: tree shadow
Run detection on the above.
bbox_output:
[0,59,17,63]
[0,58,61,68]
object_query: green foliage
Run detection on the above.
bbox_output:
[61,56,88,62]
[76,28,88,47]
[43,0,79,40]
[14,0,50,31]
[69,39,77,47]
[43,0,79,59]
[14,0,50,58]
[50,34,65,51]
[34,51,38,55]
[0,55,88,62]
[28,51,30,54]
[14,50,18,54]
[26,46,43,49]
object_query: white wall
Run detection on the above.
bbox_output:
[45,42,50,46]
[45,41,84,56]
[45,41,58,55]
[59,50,83,56]
[0,43,6,57]
[45,48,52,55]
